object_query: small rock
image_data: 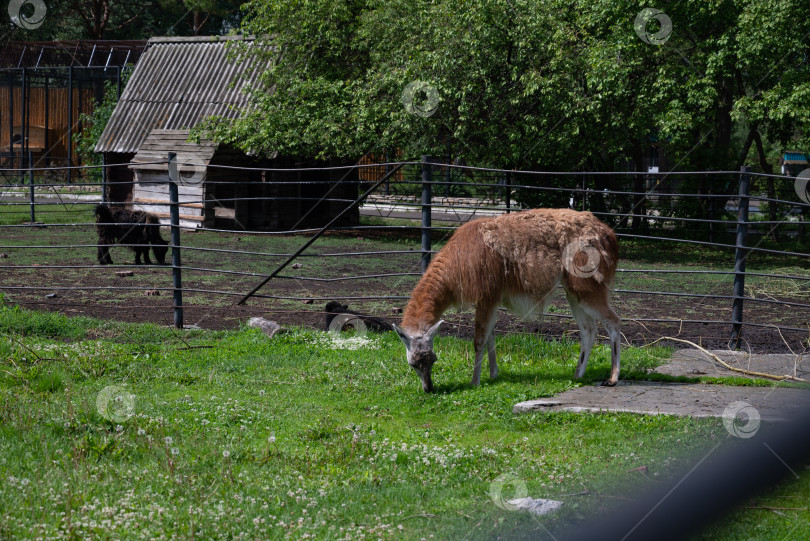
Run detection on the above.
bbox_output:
[45,293,58,299]
[116,270,135,277]
[144,289,160,296]
[303,299,314,305]
[291,263,303,269]
[248,317,287,339]
[506,498,563,516]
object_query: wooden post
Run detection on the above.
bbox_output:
[167,152,184,329]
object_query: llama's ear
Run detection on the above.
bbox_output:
[425,320,444,342]
[392,324,412,349]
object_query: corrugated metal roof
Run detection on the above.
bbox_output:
[96,36,268,154]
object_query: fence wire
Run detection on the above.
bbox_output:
[0,160,807,351]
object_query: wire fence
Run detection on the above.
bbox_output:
[0,157,808,352]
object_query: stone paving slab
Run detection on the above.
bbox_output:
[513,381,810,421]
[655,349,809,380]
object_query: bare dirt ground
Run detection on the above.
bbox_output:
[0,225,806,353]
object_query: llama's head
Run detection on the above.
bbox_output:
[393,320,443,393]
[152,239,169,265]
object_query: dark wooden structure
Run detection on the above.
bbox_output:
[96,36,359,230]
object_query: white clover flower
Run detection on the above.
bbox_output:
[268,435,276,444]
[164,437,173,445]
[171,448,179,456]
[137,428,146,436]
[222,450,231,458]
[259,390,266,396]
[115,425,124,433]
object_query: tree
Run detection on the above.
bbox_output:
[201,0,810,184]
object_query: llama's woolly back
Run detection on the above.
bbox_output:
[401,209,618,333]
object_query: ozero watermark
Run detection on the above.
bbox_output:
[96,385,136,423]
[8,0,46,29]
[561,238,601,278]
[178,157,207,187]
[722,401,761,439]
[634,8,673,45]
[328,313,368,337]
[794,168,810,205]
[401,81,439,118]
[488,473,528,511]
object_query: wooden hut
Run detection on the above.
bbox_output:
[95,36,359,230]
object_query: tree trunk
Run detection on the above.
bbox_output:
[753,131,778,240]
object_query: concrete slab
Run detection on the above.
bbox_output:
[654,349,809,380]
[513,381,810,422]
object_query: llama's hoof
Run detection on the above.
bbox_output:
[601,379,618,387]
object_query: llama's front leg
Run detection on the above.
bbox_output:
[472,304,497,387]
[141,248,152,266]
[98,242,112,265]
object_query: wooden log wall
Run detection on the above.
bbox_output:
[0,86,97,161]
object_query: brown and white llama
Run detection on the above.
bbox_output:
[393,208,621,393]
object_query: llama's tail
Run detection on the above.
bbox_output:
[562,221,619,290]
[94,204,113,224]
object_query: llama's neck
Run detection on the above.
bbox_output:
[401,261,453,333]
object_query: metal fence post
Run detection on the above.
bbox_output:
[505,171,511,213]
[67,66,73,184]
[421,156,432,273]
[101,154,107,203]
[731,166,751,348]
[28,151,35,223]
[167,152,184,329]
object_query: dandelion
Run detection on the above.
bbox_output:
[20,478,30,486]
[259,390,266,396]
[268,434,276,444]
[164,437,173,445]
[222,450,231,458]
[137,428,146,436]
[171,448,179,456]
[115,425,124,433]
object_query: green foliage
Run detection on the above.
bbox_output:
[202,0,809,179]
[75,75,127,183]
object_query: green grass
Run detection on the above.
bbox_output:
[1,304,809,539]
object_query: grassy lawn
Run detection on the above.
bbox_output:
[1,302,809,539]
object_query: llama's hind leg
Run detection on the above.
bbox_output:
[566,292,597,380]
[487,333,498,380]
[577,290,621,386]
[472,303,498,386]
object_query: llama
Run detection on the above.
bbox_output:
[392,208,621,393]
[94,204,169,265]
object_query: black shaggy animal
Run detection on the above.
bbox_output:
[323,301,393,332]
[94,204,169,265]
